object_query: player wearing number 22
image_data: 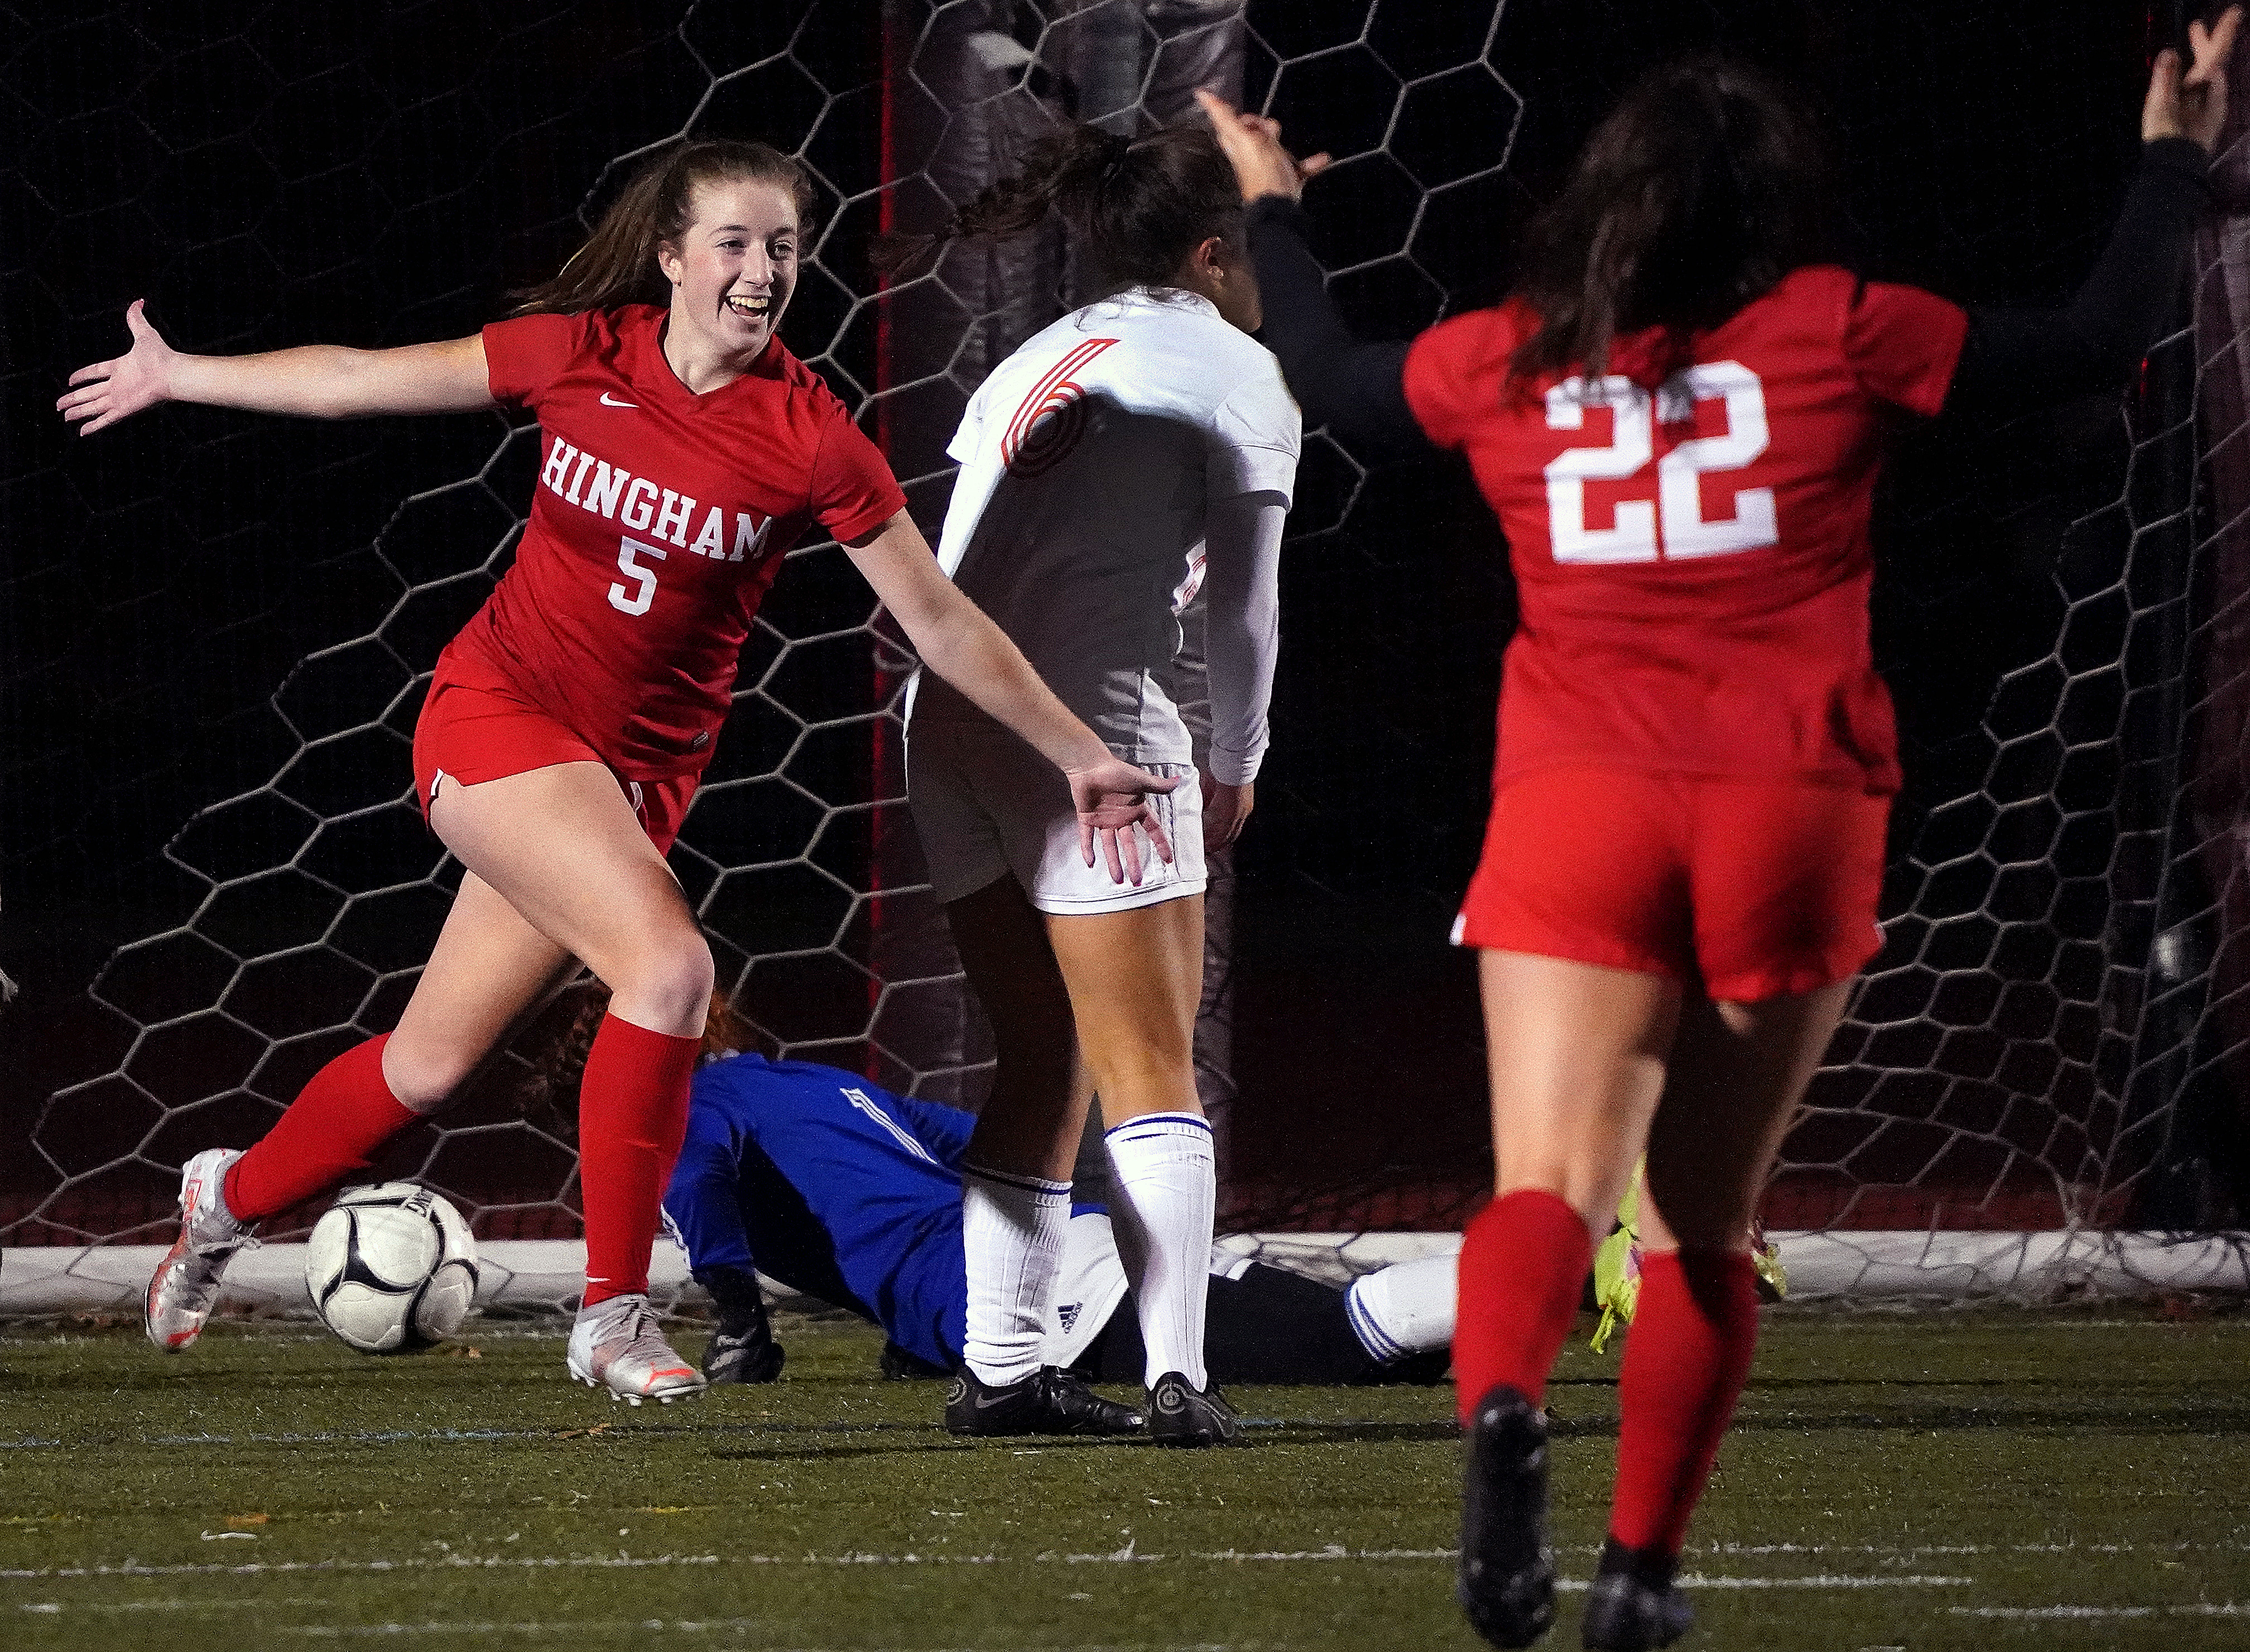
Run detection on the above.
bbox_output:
[1200,16,2235,1650]
[59,138,1178,1405]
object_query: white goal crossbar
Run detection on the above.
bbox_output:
[4,1232,2245,1322]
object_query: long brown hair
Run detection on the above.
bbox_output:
[517,981,755,1142]
[1508,55,1843,391]
[513,138,817,316]
[876,122,1242,292]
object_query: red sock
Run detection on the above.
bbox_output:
[576,1014,699,1309]
[223,1035,419,1222]
[1453,1188,1594,1424]
[1607,1248,1761,1557]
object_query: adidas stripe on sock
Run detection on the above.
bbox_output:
[1345,1250,1459,1362]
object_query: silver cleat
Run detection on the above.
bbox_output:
[145,1147,255,1352]
[566,1293,707,1406]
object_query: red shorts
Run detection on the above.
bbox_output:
[411,670,696,854]
[1454,767,1890,1002]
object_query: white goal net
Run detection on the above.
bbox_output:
[7,1,2248,1318]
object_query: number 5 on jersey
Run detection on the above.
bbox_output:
[1544,362,1777,564]
[610,535,667,615]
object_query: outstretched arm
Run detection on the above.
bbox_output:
[57,299,496,434]
[843,511,1181,885]
[1953,8,2238,402]
[1196,90,1429,455]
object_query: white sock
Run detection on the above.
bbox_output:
[960,1163,1071,1387]
[1104,1112,1217,1390]
[1344,1251,1459,1362]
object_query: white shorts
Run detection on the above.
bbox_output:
[907,719,1205,915]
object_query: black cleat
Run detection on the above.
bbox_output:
[1146,1371,1240,1447]
[1580,1539,1693,1651]
[701,1326,784,1385]
[944,1364,1147,1438]
[1457,1384,1556,1648]
[696,1267,783,1385]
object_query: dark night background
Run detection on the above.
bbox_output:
[4,1,2218,1241]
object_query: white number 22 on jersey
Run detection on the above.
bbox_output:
[1542,362,1777,564]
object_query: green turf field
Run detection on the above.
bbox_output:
[4,1307,2248,1651]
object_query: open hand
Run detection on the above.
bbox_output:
[2145,6,2242,152]
[56,299,178,435]
[1066,756,1181,886]
[1194,88,1333,204]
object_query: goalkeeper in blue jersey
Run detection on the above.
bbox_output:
[523,985,1456,1400]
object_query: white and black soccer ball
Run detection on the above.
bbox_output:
[306,1182,480,1353]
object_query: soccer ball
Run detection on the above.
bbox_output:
[306,1182,480,1353]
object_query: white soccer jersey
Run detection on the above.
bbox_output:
[913,288,1300,775]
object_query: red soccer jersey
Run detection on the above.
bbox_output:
[439,305,906,779]
[1402,265,1968,794]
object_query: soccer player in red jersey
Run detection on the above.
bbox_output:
[58,139,1180,1405]
[1200,13,2238,1647]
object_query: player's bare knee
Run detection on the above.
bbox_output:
[608,934,715,1035]
[379,1039,474,1115]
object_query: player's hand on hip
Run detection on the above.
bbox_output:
[1199,770,1253,853]
[2145,5,2242,152]
[56,299,176,434]
[1194,88,1332,204]
[1067,756,1179,886]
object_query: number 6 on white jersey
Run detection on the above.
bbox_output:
[610,535,667,616]
[1543,362,1777,564]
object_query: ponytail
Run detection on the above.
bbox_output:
[513,138,817,316]
[876,122,1241,293]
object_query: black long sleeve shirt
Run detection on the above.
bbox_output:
[1246,136,2214,454]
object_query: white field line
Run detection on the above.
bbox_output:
[13,1536,2238,1579]
[1713,1541,2250,1557]
[1951,1603,2250,1620]
[289,1636,1257,1649]
[282,1638,1262,1650]
[2,1548,1974,1584]
[9,1609,1260,1650]
[1676,1575,1971,1589]
[0,1416,1307,1450]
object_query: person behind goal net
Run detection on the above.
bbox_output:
[57,137,1179,1407]
[1199,12,2237,1646]
[874,123,1299,1445]
[515,984,1457,1392]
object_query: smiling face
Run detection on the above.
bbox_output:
[657,176,801,371]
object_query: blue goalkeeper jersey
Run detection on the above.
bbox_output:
[661,1053,975,1370]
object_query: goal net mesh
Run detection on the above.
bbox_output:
[7,0,2247,1312]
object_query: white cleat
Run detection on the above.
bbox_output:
[145,1147,256,1352]
[566,1293,706,1406]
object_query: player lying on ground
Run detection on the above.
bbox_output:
[61,137,1177,1405]
[520,986,1457,1399]
[1198,15,2238,1649]
[868,122,1300,1444]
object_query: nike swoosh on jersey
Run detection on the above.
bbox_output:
[600,392,638,408]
